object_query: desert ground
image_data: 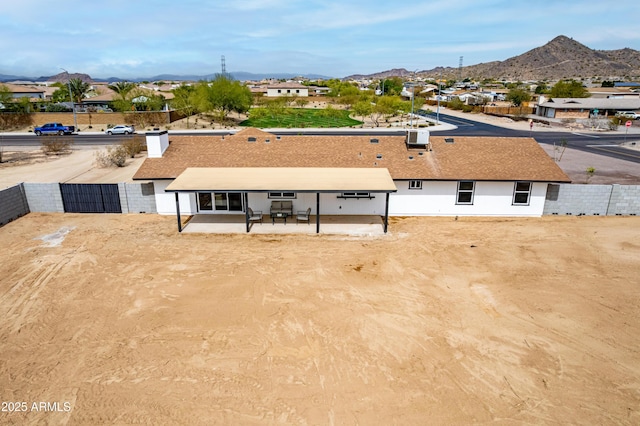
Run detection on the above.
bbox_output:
[0,213,639,424]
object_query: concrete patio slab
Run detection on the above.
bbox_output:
[180,214,387,235]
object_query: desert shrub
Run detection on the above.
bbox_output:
[447,98,465,111]
[95,145,128,167]
[121,136,144,158]
[41,137,73,155]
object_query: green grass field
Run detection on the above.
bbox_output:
[240,108,362,128]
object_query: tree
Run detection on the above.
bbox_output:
[534,82,549,94]
[506,88,532,106]
[381,77,403,96]
[550,80,590,98]
[197,75,253,123]
[352,101,372,127]
[171,84,199,128]
[68,78,91,104]
[50,82,71,103]
[294,98,309,108]
[0,84,12,107]
[109,81,136,100]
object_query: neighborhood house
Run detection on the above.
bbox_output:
[133,128,570,232]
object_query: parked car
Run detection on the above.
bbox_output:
[106,125,135,135]
[615,111,640,120]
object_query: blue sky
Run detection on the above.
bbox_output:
[1,0,638,79]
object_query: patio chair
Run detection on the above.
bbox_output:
[296,207,311,224]
[248,207,263,224]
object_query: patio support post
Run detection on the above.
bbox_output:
[316,192,320,234]
[175,192,182,233]
[384,192,390,233]
[244,192,250,233]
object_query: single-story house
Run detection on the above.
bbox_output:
[266,82,309,97]
[133,128,570,232]
[0,82,46,100]
[536,97,640,119]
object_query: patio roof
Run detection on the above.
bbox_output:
[164,167,398,193]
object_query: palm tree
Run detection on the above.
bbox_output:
[108,81,136,101]
[68,78,91,104]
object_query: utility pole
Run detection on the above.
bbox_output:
[410,69,417,129]
[436,70,442,124]
[60,68,77,131]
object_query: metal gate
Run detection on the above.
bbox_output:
[60,184,122,213]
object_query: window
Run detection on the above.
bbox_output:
[341,192,371,198]
[268,192,296,199]
[277,89,281,93]
[296,89,300,93]
[198,193,213,211]
[513,182,532,205]
[456,181,475,204]
[409,180,422,190]
[206,192,243,211]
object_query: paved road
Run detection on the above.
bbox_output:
[425,112,640,164]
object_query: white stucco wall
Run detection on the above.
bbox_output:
[152,180,549,217]
[266,87,309,97]
[389,181,548,217]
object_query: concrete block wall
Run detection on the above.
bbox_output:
[608,185,640,215]
[543,184,640,216]
[0,183,30,226]
[23,183,64,212]
[119,182,157,213]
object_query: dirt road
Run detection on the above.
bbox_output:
[1,214,639,424]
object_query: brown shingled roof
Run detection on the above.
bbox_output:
[133,128,570,183]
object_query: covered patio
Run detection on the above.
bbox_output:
[180,214,387,235]
[165,167,397,234]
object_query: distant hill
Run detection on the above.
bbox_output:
[0,71,333,84]
[344,36,640,81]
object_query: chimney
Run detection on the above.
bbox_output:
[146,130,169,158]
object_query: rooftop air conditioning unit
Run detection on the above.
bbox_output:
[406,129,429,147]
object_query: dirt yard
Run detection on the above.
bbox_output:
[1,213,639,424]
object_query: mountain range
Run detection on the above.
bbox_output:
[0,71,332,84]
[1,36,639,83]
[347,36,640,81]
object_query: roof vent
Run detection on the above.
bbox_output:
[276,135,281,140]
[445,137,455,144]
[376,154,382,159]
[370,138,379,144]
[248,137,257,142]
[418,152,424,156]
[408,155,414,160]
[265,138,270,143]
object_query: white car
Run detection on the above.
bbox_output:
[106,125,135,135]
[615,112,639,120]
